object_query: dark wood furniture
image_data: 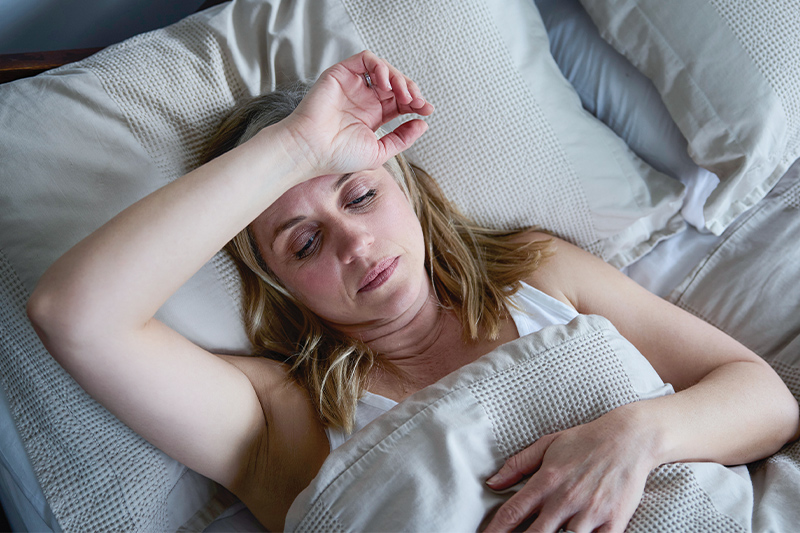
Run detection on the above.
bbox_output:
[0,0,228,84]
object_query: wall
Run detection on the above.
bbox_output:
[0,0,207,54]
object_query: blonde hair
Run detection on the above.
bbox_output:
[203,87,551,432]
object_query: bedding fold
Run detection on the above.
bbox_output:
[286,314,755,532]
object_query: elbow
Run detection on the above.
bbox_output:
[27,280,96,361]
[782,389,800,444]
[27,283,70,351]
[763,361,800,447]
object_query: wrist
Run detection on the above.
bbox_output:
[614,402,667,471]
[250,122,317,188]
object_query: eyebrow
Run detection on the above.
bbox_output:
[270,173,356,251]
[270,216,305,251]
[333,172,355,191]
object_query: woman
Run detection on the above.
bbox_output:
[27,51,799,532]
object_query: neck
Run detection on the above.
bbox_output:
[329,276,457,360]
[364,296,453,360]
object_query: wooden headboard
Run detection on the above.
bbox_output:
[0,48,103,84]
[0,0,228,84]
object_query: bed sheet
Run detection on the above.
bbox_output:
[625,227,720,299]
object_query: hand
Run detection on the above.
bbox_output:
[281,50,434,177]
[484,406,658,533]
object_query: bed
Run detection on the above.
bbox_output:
[1,0,799,531]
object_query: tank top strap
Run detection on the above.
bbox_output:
[507,281,578,337]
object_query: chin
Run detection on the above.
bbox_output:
[385,270,429,320]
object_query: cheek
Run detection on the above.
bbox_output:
[397,206,426,256]
[282,261,347,312]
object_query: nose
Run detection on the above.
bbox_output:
[335,220,374,263]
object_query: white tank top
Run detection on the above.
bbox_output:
[325,282,578,451]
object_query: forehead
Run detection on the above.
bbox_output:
[250,166,400,244]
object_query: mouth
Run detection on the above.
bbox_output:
[358,256,400,293]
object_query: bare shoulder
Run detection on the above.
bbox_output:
[511,231,607,310]
[512,233,768,394]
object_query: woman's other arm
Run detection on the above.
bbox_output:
[540,236,799,463]
[485,234,799,533]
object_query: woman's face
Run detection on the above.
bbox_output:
[252,166,430,333]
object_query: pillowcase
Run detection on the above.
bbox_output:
[579,0,800,235]
[350,0,685,267]
[534,0,719,232]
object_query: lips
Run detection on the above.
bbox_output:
[358,256,399,293]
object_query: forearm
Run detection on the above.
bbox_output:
[29,124,309,340]
[631,359,799,468]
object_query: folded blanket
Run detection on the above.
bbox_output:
[285,314,754,532]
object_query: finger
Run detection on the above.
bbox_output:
[563,511,595,533]
[357,50,392,92]
[594,522,618,533]
[526,508,573,533]
[406,79,430,112]
[375,119,428,160]
[401,98,435,116]
[483,476,550,533]
[354,51,432,116]
[387,67,413,105]
[335,50,389,93]
[487,434,557,490]
[380,93,434,120]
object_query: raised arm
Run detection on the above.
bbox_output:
[486,234,799,533]
[26,51,432,489]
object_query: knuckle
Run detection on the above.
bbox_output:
[586,492,606,512]
[561,485,583,508]
[505,454,524,474]
[494,501,527,526]
[538,467,561,488]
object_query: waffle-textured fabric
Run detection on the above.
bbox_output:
[285,315,759,532]
[0,251,241,531]
[580,0,800,235]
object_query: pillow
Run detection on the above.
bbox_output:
[0,0,684,529]
[534,0,719,232]
[579,0,800,235]
[0,383,57,532]
[354,0,685,267]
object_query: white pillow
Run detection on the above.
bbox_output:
[535,0,719,232]
[354,0,685,267]
[579,0,800,235]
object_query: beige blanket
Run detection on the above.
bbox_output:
[285,315,757,532]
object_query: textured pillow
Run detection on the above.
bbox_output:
[534,0,719,232]
[351,0,685,267]
[579,0,800,235]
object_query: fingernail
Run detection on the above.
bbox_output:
[486,473,502,486]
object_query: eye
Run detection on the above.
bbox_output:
[347,188,377,208]
[294,230,320,260]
